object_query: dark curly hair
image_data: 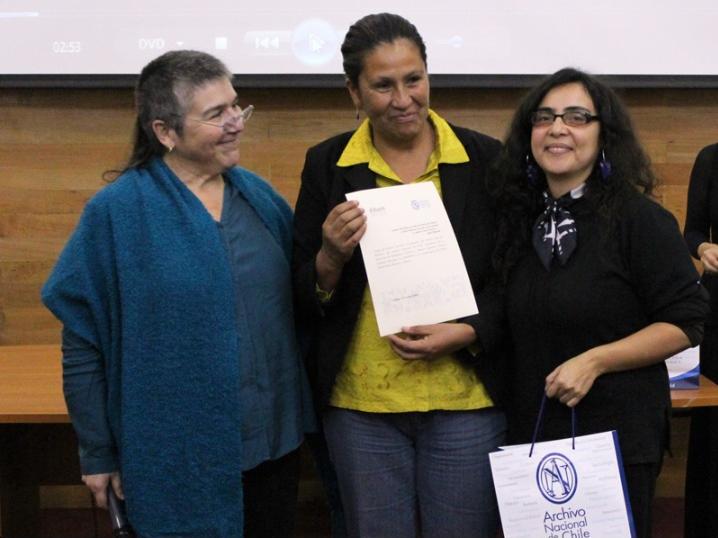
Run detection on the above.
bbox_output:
[341,13,427,87]
[490,67,657,280]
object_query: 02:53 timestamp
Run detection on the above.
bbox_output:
[52,41,82,53]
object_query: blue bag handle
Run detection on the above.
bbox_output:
[529,393,577,457]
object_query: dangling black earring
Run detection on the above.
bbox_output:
[355,107,360,120]
[599,149,612,181]
[526,154,540,186]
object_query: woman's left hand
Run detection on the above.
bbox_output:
[386,323,476,360]
[545,351,603,408]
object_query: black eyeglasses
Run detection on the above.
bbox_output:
[531,107,599,127]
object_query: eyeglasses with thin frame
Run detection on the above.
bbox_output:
[185,104,254,131]
[531,107,599,127]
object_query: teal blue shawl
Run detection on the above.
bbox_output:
[43,158,293,537]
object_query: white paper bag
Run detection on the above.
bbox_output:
[489,431,635,538]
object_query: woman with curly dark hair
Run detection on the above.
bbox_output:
[491,68,708,538]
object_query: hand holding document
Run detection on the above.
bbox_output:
[346,182,477,336]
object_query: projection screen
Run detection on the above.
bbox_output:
[1,0,717,87]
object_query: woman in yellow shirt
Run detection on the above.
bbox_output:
[293,13,506,537]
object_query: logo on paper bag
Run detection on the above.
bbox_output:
[536,452,577,504]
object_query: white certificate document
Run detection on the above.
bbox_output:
[346,182,478,336]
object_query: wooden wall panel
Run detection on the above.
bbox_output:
[1,86,718,344]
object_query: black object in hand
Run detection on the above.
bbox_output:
[107,485,136,537]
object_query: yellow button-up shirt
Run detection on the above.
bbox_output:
[329,110,493,412]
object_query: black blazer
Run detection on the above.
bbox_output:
[292,125,505,409]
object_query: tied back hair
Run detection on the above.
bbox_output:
[341,13,427,86]
[104,50,232,181]
[489,67,658,281]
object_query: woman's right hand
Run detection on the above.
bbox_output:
[698,242,718,274]
[82,471,123,509]
[316,200,367,291]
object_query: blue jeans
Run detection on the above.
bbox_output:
[323,407,506,538]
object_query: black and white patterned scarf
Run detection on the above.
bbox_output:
[532,183,586,270]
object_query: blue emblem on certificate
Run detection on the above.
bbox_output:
[536,452,578,504]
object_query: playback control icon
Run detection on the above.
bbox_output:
[244,31,289,53]
[291,18,338,66]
